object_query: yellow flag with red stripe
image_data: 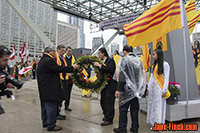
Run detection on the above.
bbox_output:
[142,44,150,72]
[185,0,196,21]
[82,68,89,78]
[188,9,200,35]
[123,0,181,47]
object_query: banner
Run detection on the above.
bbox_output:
[18,65,32,75]
[188,9,200,35]
[9,44,16,60]
[185,0,196,21]
[123,0,181,47]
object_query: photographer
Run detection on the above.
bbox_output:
[0,45,15,89]
[0,45,15,114]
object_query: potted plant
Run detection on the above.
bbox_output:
[166,82,181,105]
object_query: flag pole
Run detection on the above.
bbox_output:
[180,0,189,118]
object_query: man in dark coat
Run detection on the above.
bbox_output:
[32,59,36,79]
[93,47,117,126]
[37,45,79,131]
[64,46,76,111]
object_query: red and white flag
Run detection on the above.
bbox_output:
[9,44,16,60]
[26,44,30,59]
[18,65,32,75]
[19,42,26,62]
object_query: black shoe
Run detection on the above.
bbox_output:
[47,125,62,131]
[101,121,113,126]
[56,114,66,120]
[102,117,106,121]
[113,128,127,133]
[43,124,48,128]
[65,107,72,111]
[130,128,138,133]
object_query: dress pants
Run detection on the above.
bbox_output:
[57,80,66,111]
[32,71,35,79]
[64,82,73,108]
[100,89,115,123]
[119,97,139,131]
[41,100,57,130]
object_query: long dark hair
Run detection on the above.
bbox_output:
[115,50,119,55]
[153,48,164,75]
[99,47,109,57]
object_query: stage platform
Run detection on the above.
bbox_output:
[139,98,200,122]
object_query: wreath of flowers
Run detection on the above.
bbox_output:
[71,55,110,93]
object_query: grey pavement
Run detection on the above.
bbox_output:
[0,78,199,133]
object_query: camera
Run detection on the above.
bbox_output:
[0,70,23,114]
[0,70,23,90]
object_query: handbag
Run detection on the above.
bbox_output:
[164,90,171,99]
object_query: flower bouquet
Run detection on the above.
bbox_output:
[168,82,181,96]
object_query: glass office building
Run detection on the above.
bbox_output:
[0,0,57,60]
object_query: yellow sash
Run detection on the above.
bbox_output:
[153,64,170,99]
[198,54,200,69]
[55,52,68,80]
[13,65,16,75]
[44,52,53,59]
[64,54,75,80]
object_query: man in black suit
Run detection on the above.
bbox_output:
[37,45,79,131]
[93,47,117,126]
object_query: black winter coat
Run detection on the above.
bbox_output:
[37,54,74,101]
[100,57,117,94]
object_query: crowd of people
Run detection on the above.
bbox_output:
[1,40,199,132]
[10,59,36,80]
[35,43,169,132]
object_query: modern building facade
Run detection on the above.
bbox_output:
[56,20,80,49]
[111,43,119,55]
[0,0,57,62]
[123,35,128,47]
[58,12,85,48]
[68,15,85,48]
[92,37,102,53]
